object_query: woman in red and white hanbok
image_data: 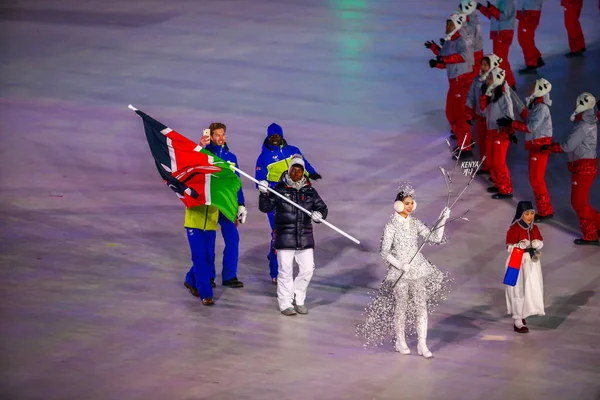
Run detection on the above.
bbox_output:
[504,200,545,333]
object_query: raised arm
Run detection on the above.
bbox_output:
[414,209,450,244]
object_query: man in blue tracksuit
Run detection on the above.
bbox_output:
[203,122,246,289]
[255,123,321,284]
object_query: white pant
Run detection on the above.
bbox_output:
[276,249,315,311]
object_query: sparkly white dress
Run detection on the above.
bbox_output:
[357,213,452,347]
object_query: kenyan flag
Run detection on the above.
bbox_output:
[131,106,242,222]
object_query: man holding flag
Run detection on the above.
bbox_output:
[129,106,242,306]
[255,123,322,284]
[203,122,246,289]
[258,155,328,315]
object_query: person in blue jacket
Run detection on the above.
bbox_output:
[202,122,246,289]
[255,123,322,284]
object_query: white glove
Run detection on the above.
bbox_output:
[258,180,269,194]
[439,206,451,222]
[385,254,403,270]
[402,263,411,273]
[311,211,323,223]
[518,239,531,249]
[531,240,544,250]
[237,205,247,224]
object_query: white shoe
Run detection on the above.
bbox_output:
[417,341,433,359]
[394,340,411,355]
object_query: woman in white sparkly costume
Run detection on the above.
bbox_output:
[357,185,452,358]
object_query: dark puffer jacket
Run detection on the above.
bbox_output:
[258,175,328,250]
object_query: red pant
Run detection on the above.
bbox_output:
[486,129,497,184]
[489,132,512,194]
[491,30,516,88]
[476,116,490,171]
[517,11,542,67]
[528,151,554,216]
[472,50,484,76]
[446,75,473,150]
[563,4,585,52]
[571,159,600,241]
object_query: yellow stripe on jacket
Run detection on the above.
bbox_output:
[184,205,219,230]
[266,157,308,182]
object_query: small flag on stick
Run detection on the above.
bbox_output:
[503,247,524,286]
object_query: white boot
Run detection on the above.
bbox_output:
[416,313,433,359]
[417,340,433,359]
[394,337,411,355]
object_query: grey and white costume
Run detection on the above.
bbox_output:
[357,191,452,357]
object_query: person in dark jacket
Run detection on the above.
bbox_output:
[255,123,321,284]
[258,155,328,316]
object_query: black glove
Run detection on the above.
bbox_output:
[439,38,446,46]
[308,173,322,180]
[509,134,518,144]
[524,248,536,257]
[466,119,473,126]
[480,83,488,94]
[476,2,483,9]
[497,116,513,127]
[540,144,549,152]
[429,59,438,68]
[424,40,434,49]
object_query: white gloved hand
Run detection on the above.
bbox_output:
[311,211,323,223]
[518,239,531,249]
[402,263,411,273]
[439,206,451,222]
[531,240,544,250]
[237,205,247,224]
[258,180,269,194]
[385,254,403,270]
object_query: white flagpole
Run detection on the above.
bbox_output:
[230,165,361,245]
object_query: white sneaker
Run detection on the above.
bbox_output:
[417,341,433,359]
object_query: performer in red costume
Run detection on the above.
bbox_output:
[562,0,586,57]
[466,53,502,174]
[477,0,517,89]
[426,13,475,158]
[497,78,554,221]
[541,93,599,245]
[516,0,545,74]
[480,67,517,199]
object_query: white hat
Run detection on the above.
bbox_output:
[288,154,305,174]
[485,67,506,96]
[526,78,552,107]
[444,13,465,41]
[480,53,502,81]
[458,0,477,15]
[570,92,597,121]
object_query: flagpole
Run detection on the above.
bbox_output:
[230,165,361,245]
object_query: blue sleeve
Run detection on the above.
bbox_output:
[231,155,245,205]
[289,145,317,175]
[255,152,268,188]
